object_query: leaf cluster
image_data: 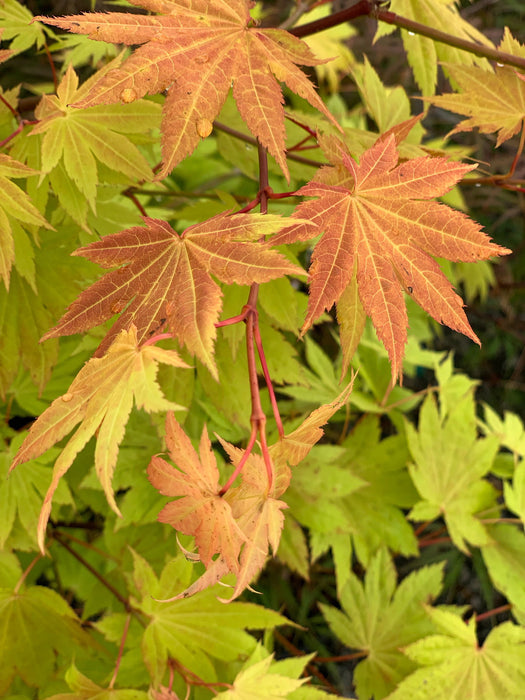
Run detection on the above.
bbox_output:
[1,0,524,698]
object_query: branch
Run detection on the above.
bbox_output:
[288,0,525,72]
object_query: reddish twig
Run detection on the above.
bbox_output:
[108,613,131,689]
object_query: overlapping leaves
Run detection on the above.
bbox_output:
[10,326,188,551]
[35,0,338,178]
[320,549,444,700]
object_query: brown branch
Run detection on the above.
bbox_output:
[289,0,525,72]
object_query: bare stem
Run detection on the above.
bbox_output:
[15,552,44,594]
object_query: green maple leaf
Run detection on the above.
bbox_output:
[127,551,290,685]
[481,524,525,616]
[0,435,72,549]
[0,154,52,289]
[216,654,306,700]
[0,585,94,695]
[405,391,499,551]
[320,548,443,700]
[339,415,419,564]
[43,664,149,700]
[388,608,525,700]
[0,0,51,54]
[375,0,493,96]
[30,63,160,211]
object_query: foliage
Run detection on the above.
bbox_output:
[0,0,524,698]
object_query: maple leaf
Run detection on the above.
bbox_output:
[406,391,499,552]
[30,63,160,210]
[320,549,444,700]
[387,608,525,700]
[0,154,52,289]
[44,664,150,700]
[147,413,246,571]
[273,134,510,380]
[428,29,525,146]
[127,551,289,685]
[43,212,306,378]
[0,585,94,695]
[216,654,306,700]
[224,453,289,601]
[10,325,188,551]
[35,0,339,179]
[270,380,354,468]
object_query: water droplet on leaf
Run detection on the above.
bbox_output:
[196,117,213,138]
[120,88,137,104]
[62,393,74,402]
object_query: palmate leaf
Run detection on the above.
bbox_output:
[274,135,509,381]
[35,0,339,179]
[320,549,444,700]
[127,552,289,685]
[44,664,149,700]
[30,63,160,210]
[147,414,246,571]
[428,30,525,146]
[43,212,306,378]
[0,585,94,695]
[387,608,525,700]
[216,654,306,700]
[10,325,188,551]
[148,417,290,602]
[405,391,499,552]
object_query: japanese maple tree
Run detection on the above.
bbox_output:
[1,0,524,698]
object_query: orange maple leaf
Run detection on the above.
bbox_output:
[147,414,245,571]
[42,212,306,379]
[148,418,289,601]
[35,0,338,179]
[273,135,510,381]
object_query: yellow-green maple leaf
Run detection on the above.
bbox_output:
[0,585,94,695]
[30,62,160,210]
[388,608,525,700]
[216,655,306,699]
[0,154,52,289]
[320,549,444,699]
[406,391,499,551]
[10,325,188,551]
[429,29,525,146]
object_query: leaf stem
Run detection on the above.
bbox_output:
[254,322,284,438]
[14,552,44,594]
[213,121,325,168]
[475,604,512,623]
[108,612,131,689]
